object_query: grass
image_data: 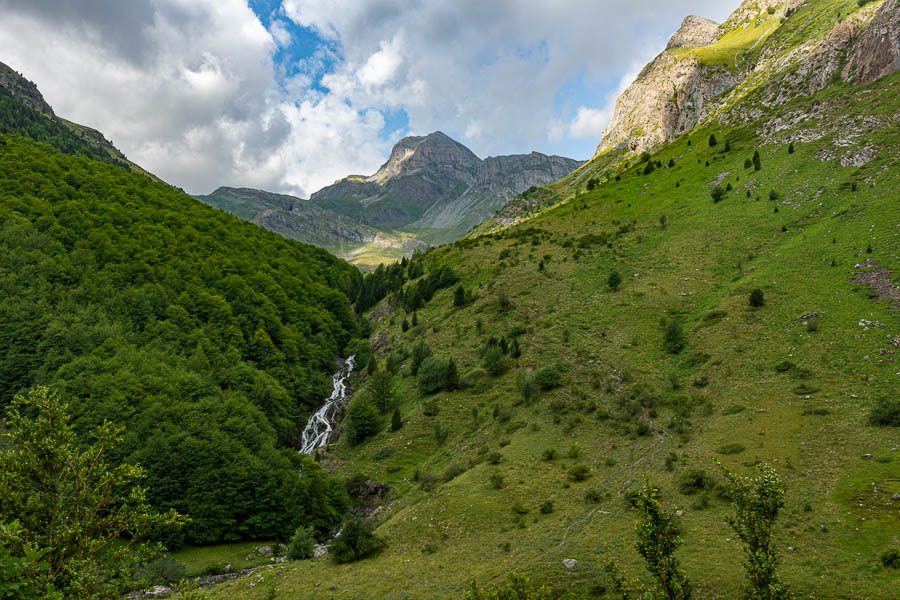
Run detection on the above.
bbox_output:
[208,23,900,600]
[169,541,277,577]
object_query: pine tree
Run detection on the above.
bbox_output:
[753,150,762,171]
[788,142,795,154]
[445,358,459,391]
[453,284,466,307]
[709,133,718,147]
[724,140,731,152]
[367,354,378,374]
[411,311,418,327]
[391,407,402,431]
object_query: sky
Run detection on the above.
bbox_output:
[0,0,740,197]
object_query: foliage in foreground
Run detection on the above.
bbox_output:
[463,571,557,600]
[329,516,386,564]
[0,387,183,599]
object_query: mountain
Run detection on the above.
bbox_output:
[202,1,900,598]
[310,131,582,240]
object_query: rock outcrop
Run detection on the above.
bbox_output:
[0,61,54,116]
[597,50,739,154]
[843,0,900,85]
[667,16,721,49]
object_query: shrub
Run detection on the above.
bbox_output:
[678,469,714,495]
[462,572,555,600]
[288,526,317,560]
[444,463,467,482]
[487,452,503,465]
[418,356,451,394]
[136,556,187,585]
[584,488,604,503]
[535,364,563,390]
[663,319,686,354]
[454,285,467,307]
[709,134,718,147]
[788,142,795,154]
[568,464,591,482]
[744,158,752,169]
[410,341,432,375]
[753,150,762,171]
[516,369,535,403]
[483,346,506,376]
[542,448,558,461]
[711,185,726,202]
[749,288,765,307]
[717,443,746,455]
[489,473,505,489]
[608,270,623,291]
[539,501,554,514]
[880,548,900,569]
[330,516,386,564]
[726,183,733,192]
[869,398,900,426]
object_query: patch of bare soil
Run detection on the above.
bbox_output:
[851,259,900,309]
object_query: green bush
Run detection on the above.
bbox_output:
[516,369,536,403]
[663,319,686,354]
[462,571,556,600]
[288,525,317,560]
[483,346,506,376]
[542,448,558,461]
[869,398,900,426]
[568,464,591,482]
[418,356,451,394]
[709,134,718,147]
[539,501,554,514]
[717,443,746,455]
[410,341,432,375]
[711,185,725,202]
[490,473,505,489]
[535,364,563,390]
[880,548,900,568]
[678,469,714,495]
[135,556,187,585]
[330,516,385,564]
[749,288,765,307]
[391,407,402,431]
[608,270,623,291]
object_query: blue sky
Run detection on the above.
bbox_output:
[0,0,740,195]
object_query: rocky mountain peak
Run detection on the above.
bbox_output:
[666,16,721,49]
[368,130,482,184]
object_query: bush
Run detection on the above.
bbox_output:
[418,356,451,394]
[410,341,432,375]
[483,346,506,376]
[516,369,535,403]
[288,526,317,560]
[330,516,385,564]
[868,398,900,426]
[584,488,604,503]
[542,448,558,461]
[880,548,900,568]
[717,443,746,455]
[535,364,563,390]
[568,464,591,482]
[444,463,467,482]
[136,556,187,585]
[678,469,714,495]
[489,473,505,489]
[391,407,402,431]
[539,501,554,514]
[462,571,556,600]
[608,270,623,291]
[487,452,503,465]
[749,288,765,307]
[711,185,726,202]
[788,142,795,154]
[709,134,718,147]
[663,319,686,354]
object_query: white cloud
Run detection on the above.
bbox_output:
[568,63,646,140]
[0,0,742,196]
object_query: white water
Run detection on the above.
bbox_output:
[299,356,355,454]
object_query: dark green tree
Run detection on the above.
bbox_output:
[446,358,460,391]
[454,285,467,307]
[608,270,623,292]
[749,289,765,308]
[410,341,432,376]
[711,185,726,202]
[753,150,762,171]
[367,371,394,413]
[664,319,686,354]
[418,357,451,394]
[391,407,403,431]
[346,396,380,446]
[709,134,718,147]
[0,387,184,598]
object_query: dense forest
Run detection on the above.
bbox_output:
[0,134,365,545]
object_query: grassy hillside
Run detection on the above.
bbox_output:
[208,64,899,599]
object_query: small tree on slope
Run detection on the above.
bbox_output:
[717,461,789,600]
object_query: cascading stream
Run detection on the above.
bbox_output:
[299,356,355,454]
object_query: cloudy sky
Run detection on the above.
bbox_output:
[0,0,739,196]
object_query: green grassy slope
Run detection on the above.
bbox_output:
[209,65,899,599]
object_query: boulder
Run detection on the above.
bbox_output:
[563,558,578,570]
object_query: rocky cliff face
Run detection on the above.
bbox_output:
[596,0,899,157]
[311,132,581,235]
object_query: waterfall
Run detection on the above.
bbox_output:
[299,355,355,454]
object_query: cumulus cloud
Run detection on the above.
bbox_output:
[0,0,740,196]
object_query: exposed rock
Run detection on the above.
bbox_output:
[257,545,274,558]
[0,61,55,116]
[127,585,174,599]
[597,39,740,154]
[667,16,721,49]
[313,544,329,558]
[841,146,875,167]
[563,558,578,570]
[843,0,900,85]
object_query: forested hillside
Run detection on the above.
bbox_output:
[0,134,364,545]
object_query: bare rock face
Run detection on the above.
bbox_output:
[843,0,900,85]
[667,16,721,49]
[0,61,55,116]
[597,52,739,154]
